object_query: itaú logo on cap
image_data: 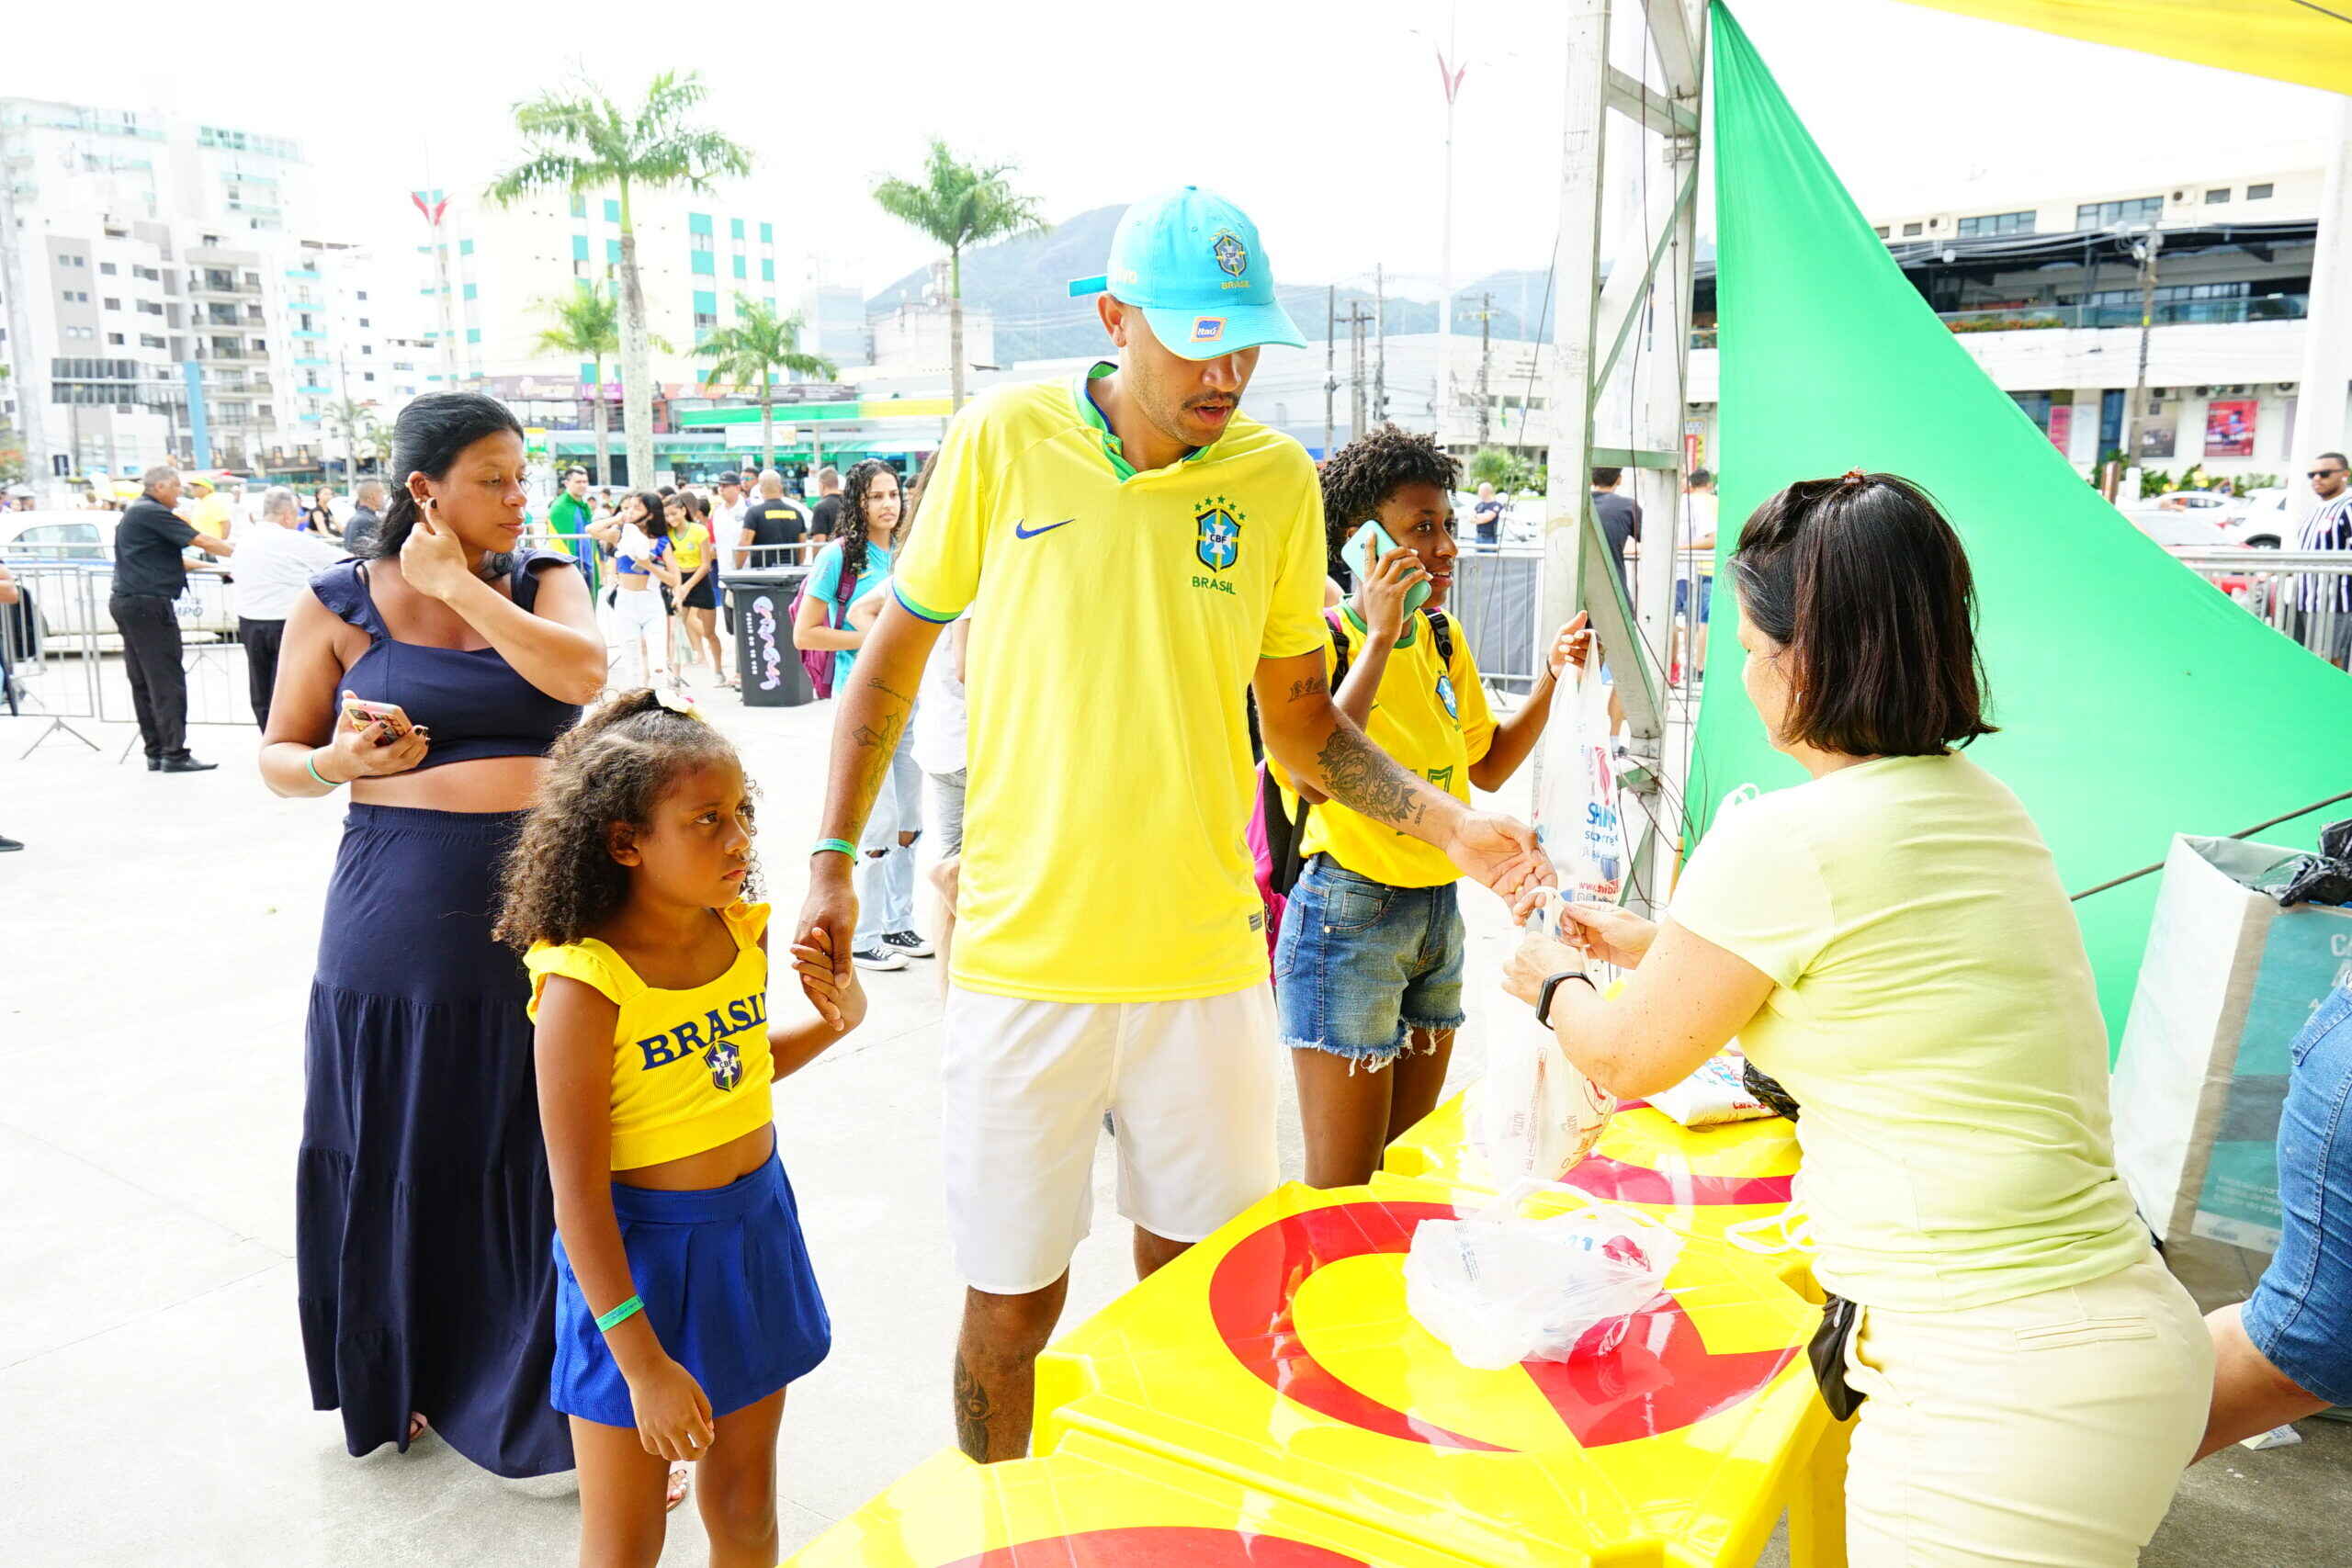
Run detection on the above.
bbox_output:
[1191,317,1226,344]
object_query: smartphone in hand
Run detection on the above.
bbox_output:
[341,696,415,744]
[1343,519,1432,615]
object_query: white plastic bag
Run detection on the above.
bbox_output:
[1474,892,1614,1185]
[1540,668,1624,900]
[1404,1198,1683,1370]
[1647,1047,1775,1127]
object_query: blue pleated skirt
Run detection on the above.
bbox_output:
[551,1151,831,1427]
[297,803,573,1478]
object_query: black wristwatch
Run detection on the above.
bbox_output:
[1535,970,1597,1028]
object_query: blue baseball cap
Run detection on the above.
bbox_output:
[1068,186,1306,360]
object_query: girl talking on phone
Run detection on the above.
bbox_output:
[257,393,609,1485]
[1270,426,1590,1188]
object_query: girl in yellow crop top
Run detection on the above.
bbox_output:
[496,688,864,1563]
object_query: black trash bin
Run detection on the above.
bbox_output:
[729,570,813,707]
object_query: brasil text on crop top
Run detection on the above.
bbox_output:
[525,901,775,1169]
[311,550,582,771]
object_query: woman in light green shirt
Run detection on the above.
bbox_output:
[1505,471,2209,1567]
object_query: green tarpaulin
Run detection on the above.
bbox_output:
[1693,3,2352,1047]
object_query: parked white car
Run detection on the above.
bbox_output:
[2118,491,2267,550]
[0,510,238,647]
[2225,488,2290,548]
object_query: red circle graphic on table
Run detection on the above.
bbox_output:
[1204,1201,1798,1451]
[938,1526,1366,1566]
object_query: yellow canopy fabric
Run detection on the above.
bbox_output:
[1889,0,2352,95]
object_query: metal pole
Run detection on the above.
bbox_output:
[337,349,356,491]
[2127,228,2162,473]
[1373,265,1387,427]
[1436,7,1461,435]
[1477,290,1493,446]
[0,119,58,504]
[1324,284,1336,457]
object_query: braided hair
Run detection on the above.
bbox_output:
[492,690,759,952]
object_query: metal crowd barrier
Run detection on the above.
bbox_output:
[2170,547,2352,665]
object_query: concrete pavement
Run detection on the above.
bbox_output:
[0,687,2340,1565]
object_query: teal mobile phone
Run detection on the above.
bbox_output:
[1344,519,1432,615]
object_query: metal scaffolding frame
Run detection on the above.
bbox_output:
[1543,0,1706,918]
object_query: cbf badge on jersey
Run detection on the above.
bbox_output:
[1194,496,1243,574]
[1436,671,1460,720]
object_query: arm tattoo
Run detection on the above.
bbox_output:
[953,1353,994,1461]
[1315,724,1426,829]
[865,674,916,706]
[1286,673,1328,702]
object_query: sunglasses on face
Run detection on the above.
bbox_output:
[2313,469,2347,479]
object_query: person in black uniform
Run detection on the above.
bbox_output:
[110,464,236,772]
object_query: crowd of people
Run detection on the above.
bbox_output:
[22,183,2346,1568]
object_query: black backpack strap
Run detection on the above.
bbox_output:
[1425,608,1453,671]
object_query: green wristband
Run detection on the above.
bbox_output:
[305,749,344,790]
[594,1294,645,1333]
[813,838,856,859]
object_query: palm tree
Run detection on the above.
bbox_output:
[872,140,1046,409]
[695,294,838,474]
[489,72,752,487]
[533,285,620,484]
[325,398,376,490]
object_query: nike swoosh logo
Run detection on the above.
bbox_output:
[1014,517,1076,539]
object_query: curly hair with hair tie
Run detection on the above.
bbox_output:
[492,690,759,952]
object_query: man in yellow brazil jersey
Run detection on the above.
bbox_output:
[794,186,1554,1461]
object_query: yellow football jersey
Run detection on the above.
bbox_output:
[893,364,1328,1002]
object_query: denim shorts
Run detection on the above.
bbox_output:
[1273,856,1465,1068]
[2243,982,2352,1404]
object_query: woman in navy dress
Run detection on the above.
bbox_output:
[258,392,606,1477]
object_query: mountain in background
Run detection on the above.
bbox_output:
[865,204,1559,366]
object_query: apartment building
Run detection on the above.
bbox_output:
[1,96,426,485]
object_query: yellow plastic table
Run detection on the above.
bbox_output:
[782,1427,1491,1566]
[1030,1173,1846,1568]
[1382,1094,1802,1242]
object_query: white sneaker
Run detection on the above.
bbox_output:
[853,945,908,973]
[882,930,935,960]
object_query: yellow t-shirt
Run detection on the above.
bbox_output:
[1277,605,1496,888]
[891,364,1328,1002]
[673,521,709,572]
[187,493,232,537]
[1668,754,2146,1312]
[524,902,775,1169]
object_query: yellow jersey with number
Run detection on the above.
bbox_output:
[1278,605,1496,889]
[891,364,1328,1002]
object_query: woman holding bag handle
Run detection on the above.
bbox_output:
[1502,471,2209,1567]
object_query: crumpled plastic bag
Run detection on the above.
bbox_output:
[1647,1047,1778,1127]
[2248,818,2352,909]
[1404,1197,1683,1371]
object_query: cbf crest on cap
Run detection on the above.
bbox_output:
[1069,186,1307,361]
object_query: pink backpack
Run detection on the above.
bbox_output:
[788,550,855,699]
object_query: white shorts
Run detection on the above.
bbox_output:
[612,584,664,629]
[942,982,1280,1295]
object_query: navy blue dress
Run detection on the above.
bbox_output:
[296,551,582,1477]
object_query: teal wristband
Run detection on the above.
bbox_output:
[305,750,343,790]
[594,1294,644,1334]
[813,838,856,859]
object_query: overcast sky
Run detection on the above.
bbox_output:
[6,0,2337,303]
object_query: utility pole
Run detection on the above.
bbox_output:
[1324,284,1336,457]
[0,118,57,503]
[1474,290,1496,447]
[336,349,356,491]
[1342,301,1371,442]
[1373,265,1388,427]
[2123,225,2164,474]
[1432,11,1466,437]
